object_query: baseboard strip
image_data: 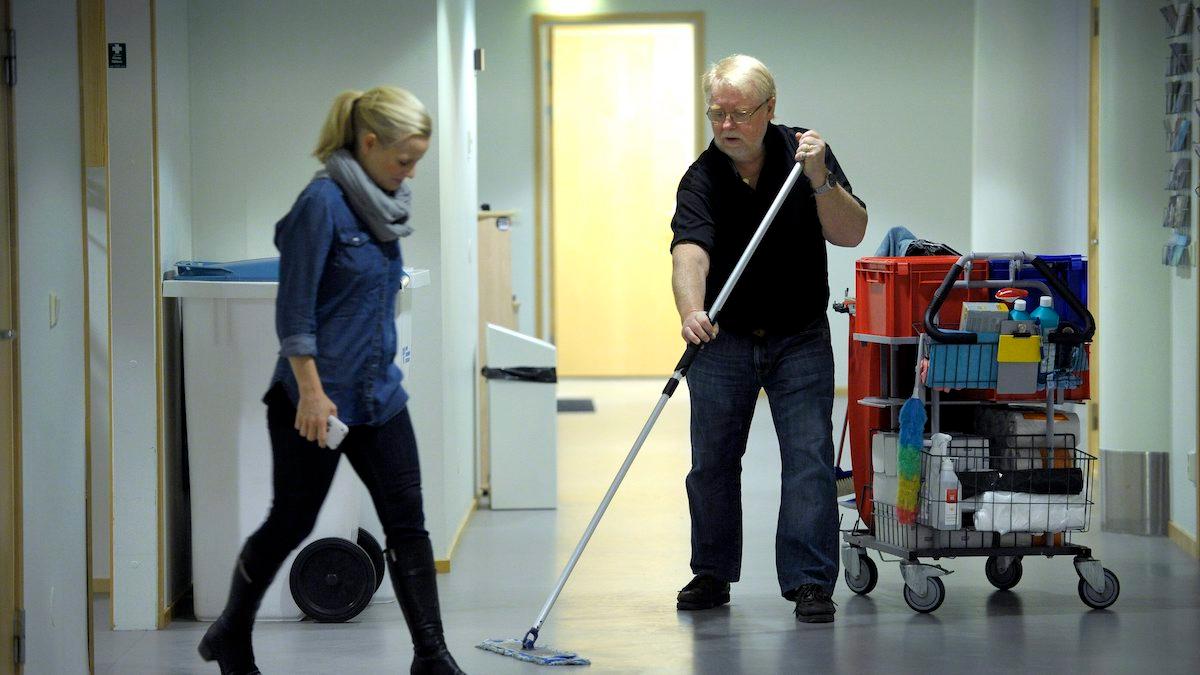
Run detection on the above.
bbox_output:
[1168,520,1200,558]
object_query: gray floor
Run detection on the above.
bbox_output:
[95,379,1200,674]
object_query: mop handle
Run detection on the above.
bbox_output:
[523,161,806,649]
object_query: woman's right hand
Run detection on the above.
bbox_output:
[295,390,338,448]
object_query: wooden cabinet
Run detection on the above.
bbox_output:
[477,210,518,497]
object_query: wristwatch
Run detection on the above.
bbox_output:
[812,172,837,196]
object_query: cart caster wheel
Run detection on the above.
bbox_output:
[290,537,377,622]
[844,554,878,595]
[356,528,386,593]
[985,556,1023,591]
[1077,568,1120,610]
[903,576,945,613]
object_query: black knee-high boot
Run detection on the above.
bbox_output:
[388,539,466,675]
[198,553,268,675]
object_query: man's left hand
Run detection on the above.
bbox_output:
[795,130,828,185]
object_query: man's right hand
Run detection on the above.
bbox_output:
[681,310,718,344]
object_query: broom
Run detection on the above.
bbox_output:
[834,413,854,498]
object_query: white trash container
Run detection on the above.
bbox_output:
[483,324,557,510]
[164,260,429,620]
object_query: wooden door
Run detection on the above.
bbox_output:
[549,22,696,376]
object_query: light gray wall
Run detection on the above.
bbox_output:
[108,0,164,629]
[1097,2,1173,483]
[477,0,978,380]
[1099,1,1197,540]
[972,0,1089,254]
[435,0,480,543]
[13,0,90,670]
[182,0,475,558]
[187,0,438,263]
[1167,11,1200,541]
[1170,252,1198,540]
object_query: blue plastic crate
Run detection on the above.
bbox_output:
[926,331,999,389]
[988,255,1088,330]
[175,257,279,281]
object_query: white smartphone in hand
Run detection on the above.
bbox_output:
[326,415,349,450]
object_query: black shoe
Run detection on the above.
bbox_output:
[411,646,467,675]
[676,574,730,610]
[792,584,836,623]
[389,540,467,675]
[197,616,261,675]
[199,552,270,674]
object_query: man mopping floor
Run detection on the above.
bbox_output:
[670,54,867,624]
[479,53,867,667]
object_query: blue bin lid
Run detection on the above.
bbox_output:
[174,257,279,281]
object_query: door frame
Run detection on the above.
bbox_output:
[0,0,21,668]
[79,0,104,665]
[531,12,704,342]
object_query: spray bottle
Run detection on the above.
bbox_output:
[937,457,962,530]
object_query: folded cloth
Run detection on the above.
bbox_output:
[874,226,961,257]
[972,491,1087,534]
[957,468,1084,500]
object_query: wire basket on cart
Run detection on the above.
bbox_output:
[872,436,1095,552]
[840,252,1119,614]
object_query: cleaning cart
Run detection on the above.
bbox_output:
[839,252,1119,613]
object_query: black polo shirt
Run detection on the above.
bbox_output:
[670,122,865,335]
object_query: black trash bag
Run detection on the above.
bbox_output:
[904,239,961,257]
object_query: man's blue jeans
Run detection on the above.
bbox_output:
[685,318,839,597]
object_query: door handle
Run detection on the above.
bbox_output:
[1,329,15,341]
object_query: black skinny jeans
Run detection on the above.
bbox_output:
[239,384,430,584]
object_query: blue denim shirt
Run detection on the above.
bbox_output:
[267,177,408,426]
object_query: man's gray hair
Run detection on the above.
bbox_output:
[702,54,776,104]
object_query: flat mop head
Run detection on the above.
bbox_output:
[477,638,591,666]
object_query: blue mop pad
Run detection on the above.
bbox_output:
[477,638,591,666]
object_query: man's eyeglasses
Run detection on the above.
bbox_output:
[705,98,770,124]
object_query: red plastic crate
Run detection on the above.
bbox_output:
[855,256,991,337]
[844,303,889,529]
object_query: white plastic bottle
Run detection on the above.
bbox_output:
[924,433,952,524]
[937,457,962,530]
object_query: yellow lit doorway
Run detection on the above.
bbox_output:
[538,14,703,376]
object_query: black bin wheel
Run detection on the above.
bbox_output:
[290,537,377,622]
[903,576,945,613]
[1078,568,1120,610]
[985,555,1023,591]
[844,554,878,595]
[356,528,387,593]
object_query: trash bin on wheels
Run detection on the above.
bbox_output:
[164,258,428,622]
[481,324,557,510]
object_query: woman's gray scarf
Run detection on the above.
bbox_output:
[317,148,413,241]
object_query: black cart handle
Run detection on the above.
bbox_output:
[923,255,1095,345]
